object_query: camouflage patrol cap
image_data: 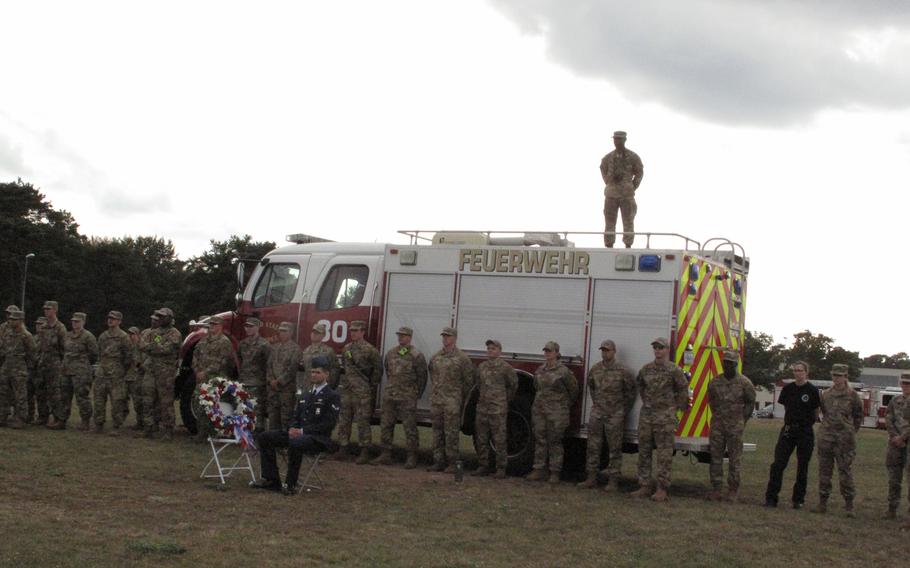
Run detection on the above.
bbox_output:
[36,316,47,324]
[128,326,140,335]
[440,326,457,337]
[723,350,740,362]
[71,312,87,322]
[154,307,174,319]
[830,364,849,376]
[244,317,261,327]
[43,300,59,310]
[8,309,24,320]
[310,356,330,370]
[396,326,413,336]
[613,131,627,139]
[312,323,327,335]
[150,312,161,320]
[543,341,560,352]
[651,337,669,348]
[485,339,502,349]
[599,340,616,351]
[107,310,123,320]
[350,320,367,331]
[900,373,910,384]
[208,316,224,325]
[5,304,19,313]
[278,321,294,332]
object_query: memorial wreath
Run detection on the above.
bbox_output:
[198,377,257,448]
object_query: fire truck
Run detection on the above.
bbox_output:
[181,230,750,475]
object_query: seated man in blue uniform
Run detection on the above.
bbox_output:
[252,356,340,495]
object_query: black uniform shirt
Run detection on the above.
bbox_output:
[778,382,821,428]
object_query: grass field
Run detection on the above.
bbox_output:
[1,418,907,568]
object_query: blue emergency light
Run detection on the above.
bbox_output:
[638,254,661,272]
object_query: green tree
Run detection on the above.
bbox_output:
[862,352,910,369]
[183,235,275,323]
[786,330,863,381]
[741,330,786,389]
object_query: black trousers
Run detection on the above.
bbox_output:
[765,424,814,504]
[258,430,325,488]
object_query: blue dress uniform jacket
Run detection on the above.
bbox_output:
[290,386,341,448]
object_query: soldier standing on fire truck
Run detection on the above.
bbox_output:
[600,130,643,248]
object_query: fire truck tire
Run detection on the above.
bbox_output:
[505,395,534,476]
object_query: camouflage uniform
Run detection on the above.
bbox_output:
[192,332,236,438]
[706,370,756,493]
[267,339,302,430]
[94,326,133,430]
[0,318,37,426]
[337,338,382,450]
[817,384,863,506]
[531,359,578,475]
[298,341,338,392]
[636,361,688,490]
[124,333,144,429]
[137,326,161,431]
[475,357,518,472]
[585,359,636,480]
[428,347,475,467]
[600,134,644,248]
[36,317,66,424]
[378,342,428,460]
[238,334,270,430]
[62,325,98,426]
[143,324,182,435]
[884,394,909,515]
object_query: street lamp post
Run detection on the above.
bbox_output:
[21,253,35,313]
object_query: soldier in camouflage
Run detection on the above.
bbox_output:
[526,341,579,483]
[192,315,237,440]
[472,339,517,479]
[337,320,382,464]
[373,326,428,469]
[124,327,144,431]
[143,308,182,440]
[884,373,910,519]
[705,350,756,502]
[36,300,67,427]
[600,130,644,248]
[427,327,475,473]
[0,310,37,428]
[813,363,863,517]
[138,313,161,434]
[631,337,689,502]
[27,315,46,423]
[297,323,338,392]
[267,321,302,431]
[578,340,636,491]
[0,305,15,423]
[238,317,270,432]
[93,311,133,435]
[900,390,910,530]
[61,312,98,431]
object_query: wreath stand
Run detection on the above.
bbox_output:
[200,436,258,486]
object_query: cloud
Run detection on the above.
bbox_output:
[0,131,31,176]
[488,0,910,126]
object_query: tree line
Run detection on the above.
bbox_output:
[0,179,274,335]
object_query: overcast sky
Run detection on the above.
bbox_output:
[2,0,909,357]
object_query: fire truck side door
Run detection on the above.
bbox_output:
[247,255,310,339]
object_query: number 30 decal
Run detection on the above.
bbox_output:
[317,319,347,343]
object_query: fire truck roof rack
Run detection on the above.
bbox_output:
[399,230,703,250]
[286,233,334,245]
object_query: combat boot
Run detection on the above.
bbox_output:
[78,419,91,431]
[845,500,855,518]
[576,474,597,489]
[48,419,66,430]
[725,487,739,503]
[34,416,48,426]
[333,445,351,461]
[9,418,25,429]
[603,477,619,493]
[426,461,446,472]
[443,463,457,474]
[93,423,104,434]
[355,447,371,465]
[651,487,669,502]
[46,417,58,429]
[884,507,897,520]
[524,468,547,482]
[547,471,561,484]
[471,466,492,477]
[131,423,144,431]
[705,489,724,502]
[404,452,418,470]
[813,498,828,514]
[371,450,393,466]
[109,427,120,437]
[492,469,507,480]
[159,428,173,441]
[630,484,653,498]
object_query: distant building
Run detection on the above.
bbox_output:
[859,367,905,389]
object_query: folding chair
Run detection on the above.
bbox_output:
[297,452,326,493]
[200,437,258,485]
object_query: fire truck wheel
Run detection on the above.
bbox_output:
[505,395,534,476]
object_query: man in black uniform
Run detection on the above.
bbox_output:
[764,360,821,509]
[252,356,340,495]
